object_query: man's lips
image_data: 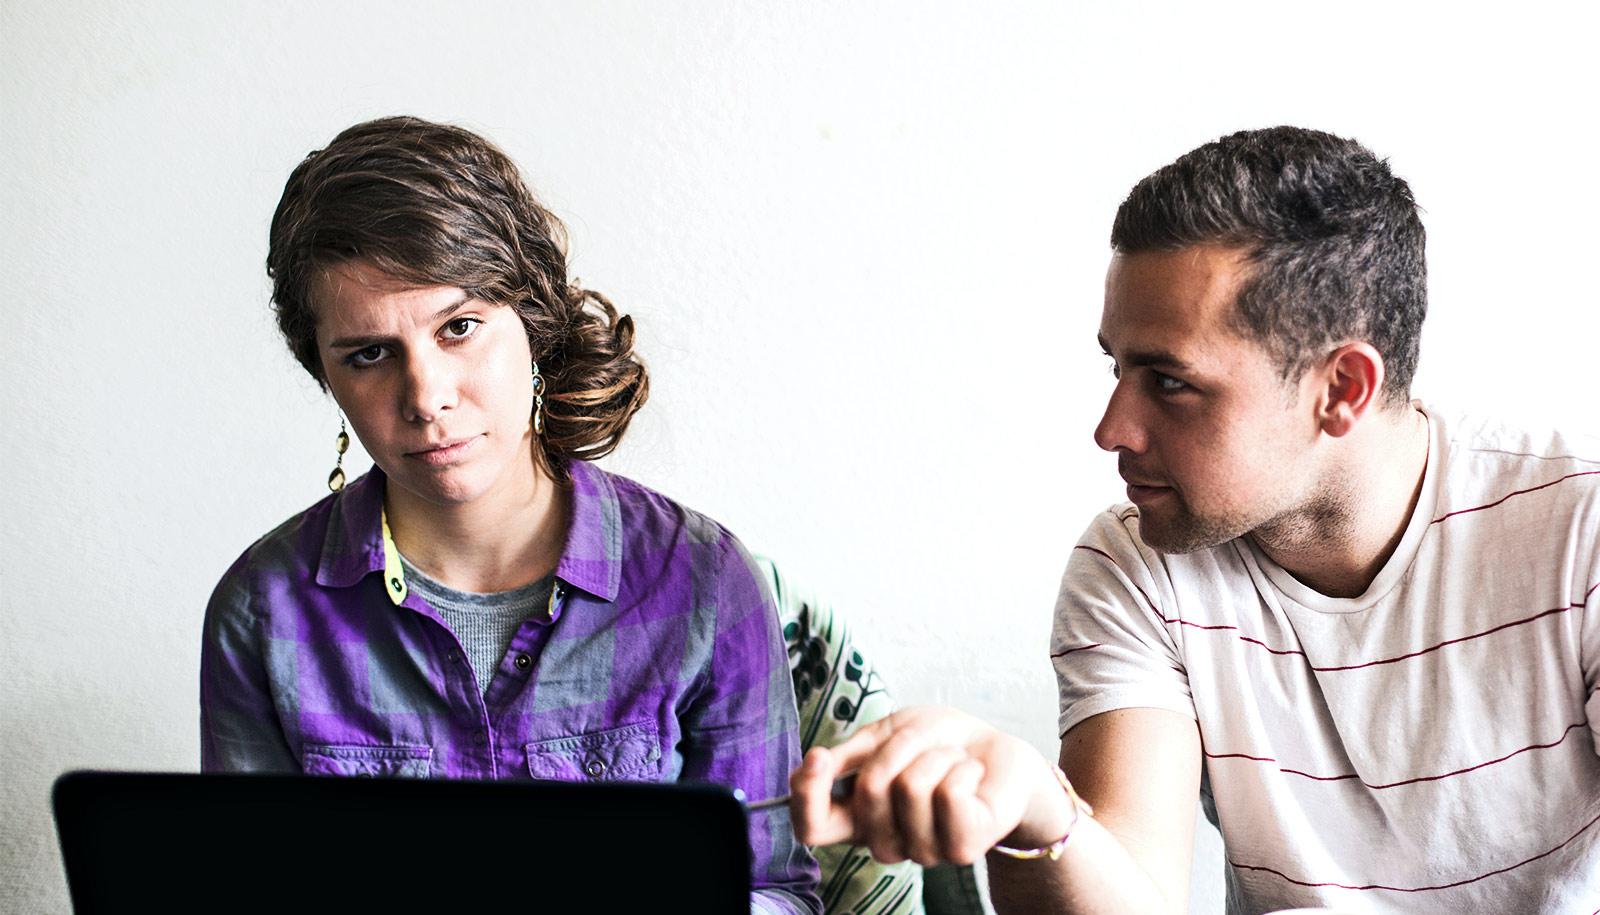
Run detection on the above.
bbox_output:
[406,436,480,466]
[1119,473,1172,502]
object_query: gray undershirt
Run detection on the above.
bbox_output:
[398,554,554,696]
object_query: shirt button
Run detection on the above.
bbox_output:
[584,759,606,778]
[473,729,487,745]
[446,650,462,664]
[514,653,531,670]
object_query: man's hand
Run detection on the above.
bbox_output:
[789,706,1074,866]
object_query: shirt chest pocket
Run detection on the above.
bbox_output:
[525,721,662,782]
[302,744,433,778]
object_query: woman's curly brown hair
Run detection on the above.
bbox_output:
[266,116,648,475]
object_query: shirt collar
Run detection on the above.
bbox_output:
[314,467,387,593]
[313,460,623,604]
[551,459,623,601]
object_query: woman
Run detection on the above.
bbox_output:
[200,116,820,912]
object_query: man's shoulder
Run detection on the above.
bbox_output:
[1433,405,1600,465]
[1077,502,1143,548]
[1429,404,1600,512]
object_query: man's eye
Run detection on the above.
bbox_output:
[347,345,386,367]
[443,317,481,339]
[1154,373,1187,392]
[1107,361,1121,380]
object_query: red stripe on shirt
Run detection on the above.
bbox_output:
[1205,721,1587,789]
[1050,643,1103,659]
[1430,470,1600,524]
[1229,807,1600,894]
[1310,598,1590,672]
[1071,545,1598,672]
[1074,545,1164,614]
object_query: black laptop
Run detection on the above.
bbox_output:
[53,770,751,913]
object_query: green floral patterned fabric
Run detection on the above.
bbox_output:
[755,557,925,915]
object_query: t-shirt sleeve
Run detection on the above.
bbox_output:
[1052,509,1196,738]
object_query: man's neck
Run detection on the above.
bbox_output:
[386,459,570,594]
[1251,403,1431,599]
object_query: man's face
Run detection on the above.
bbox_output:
[1096,246,1323,553]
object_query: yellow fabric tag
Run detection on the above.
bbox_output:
[379,505,408,605]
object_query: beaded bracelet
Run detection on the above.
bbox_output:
[991,766,1095,861]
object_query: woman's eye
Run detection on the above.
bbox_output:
[1107,361,1121,380]
[443,317,481,339]
[347,345,386,367]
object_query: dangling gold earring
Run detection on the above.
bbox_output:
[328,415,350,492]
[531,361,546,436]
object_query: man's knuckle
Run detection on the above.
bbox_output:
[933,776,967,808]
[892,771,932,804]
[856,771,891,803]
[870,839,905,864]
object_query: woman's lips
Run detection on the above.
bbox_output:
[408,436,479,466]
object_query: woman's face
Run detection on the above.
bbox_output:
[313,260,539,511]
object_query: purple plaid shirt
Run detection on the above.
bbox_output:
[201,460,820,913]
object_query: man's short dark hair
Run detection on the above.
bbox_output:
[1111,126,1427,401]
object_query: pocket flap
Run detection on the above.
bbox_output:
[525,721,661,781]
[302,743,433,778]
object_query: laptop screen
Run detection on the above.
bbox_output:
[54,770,751,913]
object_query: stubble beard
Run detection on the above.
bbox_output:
[1139,482,1351,558]
[1135,496,1260,555]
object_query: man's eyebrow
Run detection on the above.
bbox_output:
[1096,333,1194,371]
[326,294,473,349]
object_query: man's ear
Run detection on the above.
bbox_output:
[1316,342,1385,438]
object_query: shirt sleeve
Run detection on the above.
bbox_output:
[755,555,924,915]
[1052,509,1196,738]
[679,536,822,915]
[200,551,298,773]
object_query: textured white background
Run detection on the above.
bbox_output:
[4,2,1598,911]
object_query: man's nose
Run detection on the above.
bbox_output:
[1093,382,1146,454]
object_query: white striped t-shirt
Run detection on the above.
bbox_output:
[1052,404,1600,913]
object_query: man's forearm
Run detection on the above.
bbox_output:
[987,814,1181,915]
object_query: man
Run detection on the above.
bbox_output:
[791,127,1600,913]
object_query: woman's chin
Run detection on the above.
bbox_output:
[386,465,497,509]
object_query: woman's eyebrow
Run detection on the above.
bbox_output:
[427,294,472,323]
[326,332,393,349]
[326,294,473,349]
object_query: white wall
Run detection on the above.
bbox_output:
[3,2,1597,911]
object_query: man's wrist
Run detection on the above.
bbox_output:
[997,762,1082,851]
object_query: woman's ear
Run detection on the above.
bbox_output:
[1316,342,1385,438]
